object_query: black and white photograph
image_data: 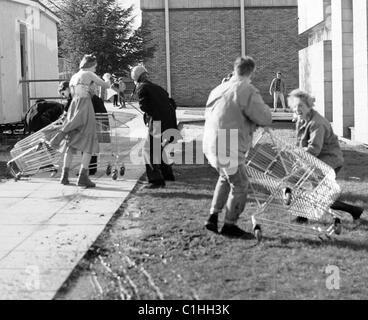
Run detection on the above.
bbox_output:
[0,0,367,305]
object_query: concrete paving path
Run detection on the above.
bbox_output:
[0,102,204,300]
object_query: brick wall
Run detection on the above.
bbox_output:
[142,7,305,107]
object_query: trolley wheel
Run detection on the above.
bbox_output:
[112,169,118,181]
[254,225,262,242]
[119,165,125,176]
[15,173,22,181]
[106,165,112,176]
[334,218,342,236]
[283,187,292,206]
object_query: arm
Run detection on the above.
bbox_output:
[136,84,152,115]
[87,72,111,89]
[304,122,325,157]
[241,88,273,127]
[269,79,275,95]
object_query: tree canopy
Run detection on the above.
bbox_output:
[56,0,155,76]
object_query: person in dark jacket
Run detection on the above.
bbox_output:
[25,99,65,133]
[58,81,109,175]
[131,65,179,188]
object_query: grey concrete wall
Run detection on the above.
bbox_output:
[353,0,368,144]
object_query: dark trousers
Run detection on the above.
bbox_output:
[331,167,362,219]
[89,155,98,175]
[144,131,174,184]
[113,94,119,106]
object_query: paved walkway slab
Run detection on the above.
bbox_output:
[0,103,205,300]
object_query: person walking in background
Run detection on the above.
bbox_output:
[203,56,273,238]
[131,65,178,189]
[269,71,287,112]
[100,73,112,101]
[288,89,364,223]
[50,54,111,188]
[118,77,126,108]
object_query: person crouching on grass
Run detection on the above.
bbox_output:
[288,89,364,224]
[203,56,273,238]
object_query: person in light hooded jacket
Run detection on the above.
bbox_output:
[203,56,272,238]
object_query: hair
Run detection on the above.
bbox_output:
[58,81,69,93]
[79,54,97,69]
[288,89,316,109]
[234,56,256,77]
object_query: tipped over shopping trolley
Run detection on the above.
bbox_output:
[7,112,128,181]
[7,117,64,180]
[244,128,343,241]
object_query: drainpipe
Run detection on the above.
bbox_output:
[240,0,245,56]
[164,0,171,97]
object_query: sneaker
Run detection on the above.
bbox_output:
[220,224,254,239]
[205,214,218,233]
[295,216,309,224]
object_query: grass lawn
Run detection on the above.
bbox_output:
[55,122,368,300]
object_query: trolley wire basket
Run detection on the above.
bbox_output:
[7,118,64,180]
[244,128,343,241]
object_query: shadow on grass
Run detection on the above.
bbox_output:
[262,234,368,252]
[144,191,213,200]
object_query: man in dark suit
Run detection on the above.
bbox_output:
[131,65,179,188]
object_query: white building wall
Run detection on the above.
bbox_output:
[0,0,58,124]
[299,41,332,120]
[298,0,324,34]
[353,0,368,144]
[331,0,354,138]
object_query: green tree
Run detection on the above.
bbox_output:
[56,0,155,76]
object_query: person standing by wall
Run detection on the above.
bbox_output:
[203,56,273,238]
[131,65,178,188]
[269,71,287,112]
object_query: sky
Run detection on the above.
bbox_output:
[118,0,142,29]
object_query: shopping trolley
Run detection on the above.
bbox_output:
[7,112,129,181]
[93,112,129,180]
[244,128,343,241]
[7,117,65,180]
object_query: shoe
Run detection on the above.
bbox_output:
[60,167,70,185]
[351,208,364,221]
[144,182,165,189]
[163,174,175,182]
[89,169,97,176]
[77,168,96,188]
[205,214,218,233]
[220,224,253,239]
[295,216,309,224]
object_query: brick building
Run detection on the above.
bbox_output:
[140,0,305,107]
[298,0,368,143]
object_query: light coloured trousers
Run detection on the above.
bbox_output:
[210,164,249,225]
[273,92,286,110]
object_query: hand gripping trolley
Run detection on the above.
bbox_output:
[244,128,343,242]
